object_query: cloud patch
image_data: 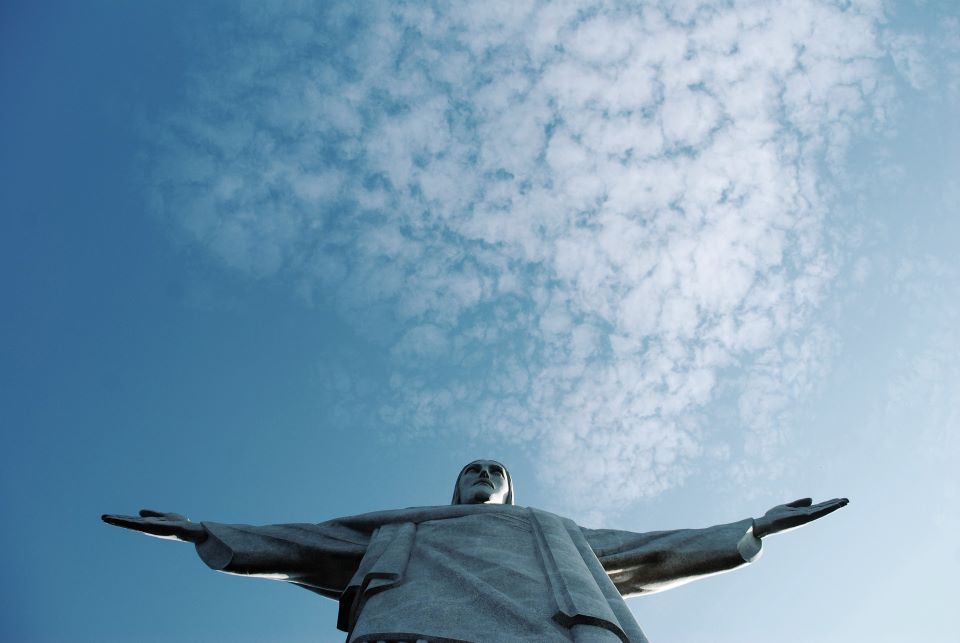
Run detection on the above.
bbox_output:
[147,1,899,513]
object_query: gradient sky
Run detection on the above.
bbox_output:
[2,1,958,641]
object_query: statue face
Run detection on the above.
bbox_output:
[456,460,510,505]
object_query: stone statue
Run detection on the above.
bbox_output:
[103,459,847,642]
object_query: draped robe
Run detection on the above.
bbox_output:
[196,504,761,642]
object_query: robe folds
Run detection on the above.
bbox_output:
[196,504,761,643]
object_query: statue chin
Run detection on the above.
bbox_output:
[473,491,511,505]
[459,487,508,505]
[465,491,492,504]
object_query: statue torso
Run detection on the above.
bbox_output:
[344,507,631,643]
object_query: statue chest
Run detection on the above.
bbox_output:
[343,511,632,643]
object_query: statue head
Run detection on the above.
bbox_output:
[451,459,514,505]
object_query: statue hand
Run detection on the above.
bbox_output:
[102,509,207,544]
[753,497,848,539]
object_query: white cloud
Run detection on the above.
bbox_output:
[885,32,935,90]
[146,0,903,514]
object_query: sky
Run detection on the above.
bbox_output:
[1,0,958,641]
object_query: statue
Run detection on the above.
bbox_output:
[103,459,848,642]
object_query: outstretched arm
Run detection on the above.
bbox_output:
[102,508,369,600]
[584,517,761,596]
[584,496,848,597]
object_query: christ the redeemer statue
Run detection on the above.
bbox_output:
[103,459,847,642]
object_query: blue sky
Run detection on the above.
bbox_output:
[2,1,958,641]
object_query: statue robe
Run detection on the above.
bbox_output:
[196,504,761,643]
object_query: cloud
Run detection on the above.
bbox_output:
[146,0,901,514]
[885,32,935,90]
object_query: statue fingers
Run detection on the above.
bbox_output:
[785,497,813,508]
[102,513,150,530]
[103,512,187,538]
[808,498,849,517]
[139,509,188,521]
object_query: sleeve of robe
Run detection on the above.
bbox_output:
[193,520,371,600]
[582,518,762,597]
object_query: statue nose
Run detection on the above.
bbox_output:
[479,469,489,478]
